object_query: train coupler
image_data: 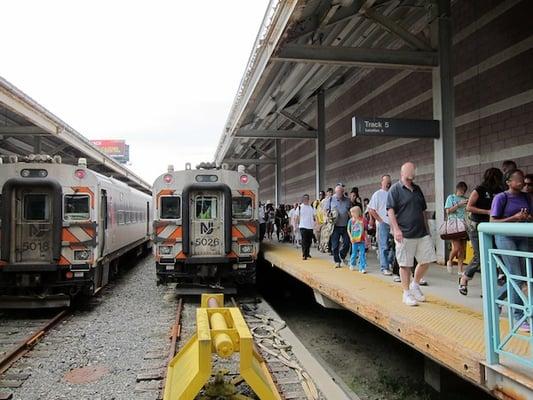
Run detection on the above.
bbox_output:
[163,293,282,400]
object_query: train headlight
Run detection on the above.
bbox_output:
[74,169,86,179]
[239,244,253,254]
[159,245,173,255]
[74,249,91,260]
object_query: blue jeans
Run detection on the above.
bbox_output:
[495,235,529,322]
[377,222,394,271]
[331,226,350,263]
[350,242,367,270]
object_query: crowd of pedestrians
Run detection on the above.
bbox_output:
[258,159,532,330]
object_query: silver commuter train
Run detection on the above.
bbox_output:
[0,154,152,307]
[152,162,259,290]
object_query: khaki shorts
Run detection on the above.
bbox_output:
[395,235,436,267]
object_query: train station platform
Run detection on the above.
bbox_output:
[261,240,533,396]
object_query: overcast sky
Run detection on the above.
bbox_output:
[1,0,269,184]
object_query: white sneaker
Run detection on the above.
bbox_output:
[446,262,453,274]
[402,291,418,306]
[334,262,341,268]
[342,258,349,266]
[409,282,426,302]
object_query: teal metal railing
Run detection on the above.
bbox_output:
[479,222,533,368]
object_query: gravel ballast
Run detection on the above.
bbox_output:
[8,255,176,400]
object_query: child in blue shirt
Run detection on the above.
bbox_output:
[347,206,368,273]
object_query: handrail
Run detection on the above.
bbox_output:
[479,222,532,369]
[478,222,533,237]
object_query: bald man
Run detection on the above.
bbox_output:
[387,162,436,306]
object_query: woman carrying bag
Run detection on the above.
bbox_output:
[442,182,469,275]
[458,168,503,295]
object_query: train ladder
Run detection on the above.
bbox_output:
[163,293,282,400]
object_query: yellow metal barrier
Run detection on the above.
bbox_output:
[163,294,282,400]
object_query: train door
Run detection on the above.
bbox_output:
[13,188,54,264]
[190,192,223,256]
[99,190,107,258]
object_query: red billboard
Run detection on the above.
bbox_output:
[90,140,129,164]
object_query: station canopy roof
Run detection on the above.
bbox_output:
[214,0,438,166]
[0,76,151,194]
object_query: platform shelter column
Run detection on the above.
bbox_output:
[316,89,326,199]
[431,0,455,263]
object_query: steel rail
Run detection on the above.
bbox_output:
[0,309,69,375]
[160,297,183,398]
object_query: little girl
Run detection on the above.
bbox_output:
[347,206,368,273]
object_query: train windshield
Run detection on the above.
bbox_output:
[232,197,252,219]
[24,194,49,221]
[64,194,90,221]
[195,196,217,220]
[160,196,181,219]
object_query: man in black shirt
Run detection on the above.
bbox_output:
[387,162,436,306]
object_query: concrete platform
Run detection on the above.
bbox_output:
[261,241,532,396]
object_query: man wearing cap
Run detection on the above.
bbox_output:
[328,184,352,267]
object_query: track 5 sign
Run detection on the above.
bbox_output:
[352,117,440,139]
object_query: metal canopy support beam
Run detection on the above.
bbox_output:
[363,9,433,51]
[278,110,316,131]
[235,129,318,139]
[273,45,438,70]
[316,90,326,199]
[275,140,283,206]
[0,126,48,135]
[431,0,455,264]
[250,144,274,160]
[224,158,275,165]
[33,136,42,154]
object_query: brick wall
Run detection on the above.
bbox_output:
[256,0,533,210]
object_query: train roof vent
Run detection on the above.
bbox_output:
[53,155,62,164]
[196,161,217,170]
[185,162,192,170]
[78,158,87,168]
[8,155,18,164]
[221,163,229,170]
[25,154,53,163]
[237,165,246,173]
[168,164,174,172]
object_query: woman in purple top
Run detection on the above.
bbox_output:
[490,169,532,333]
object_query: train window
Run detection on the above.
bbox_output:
[232,197,252,220]
[64,195,90,221]
[160,196,181,219]
[195,196,217,220]
[118,210,125,225]
[23,194,49,221]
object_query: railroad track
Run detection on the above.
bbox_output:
[233,296,321,400]
[0,309,69,396]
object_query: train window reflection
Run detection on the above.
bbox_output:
[195,196,217,220]
[64,195,90,221]
[161,196,181,219]
[232,197,252,219]
[24,194,49,221]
